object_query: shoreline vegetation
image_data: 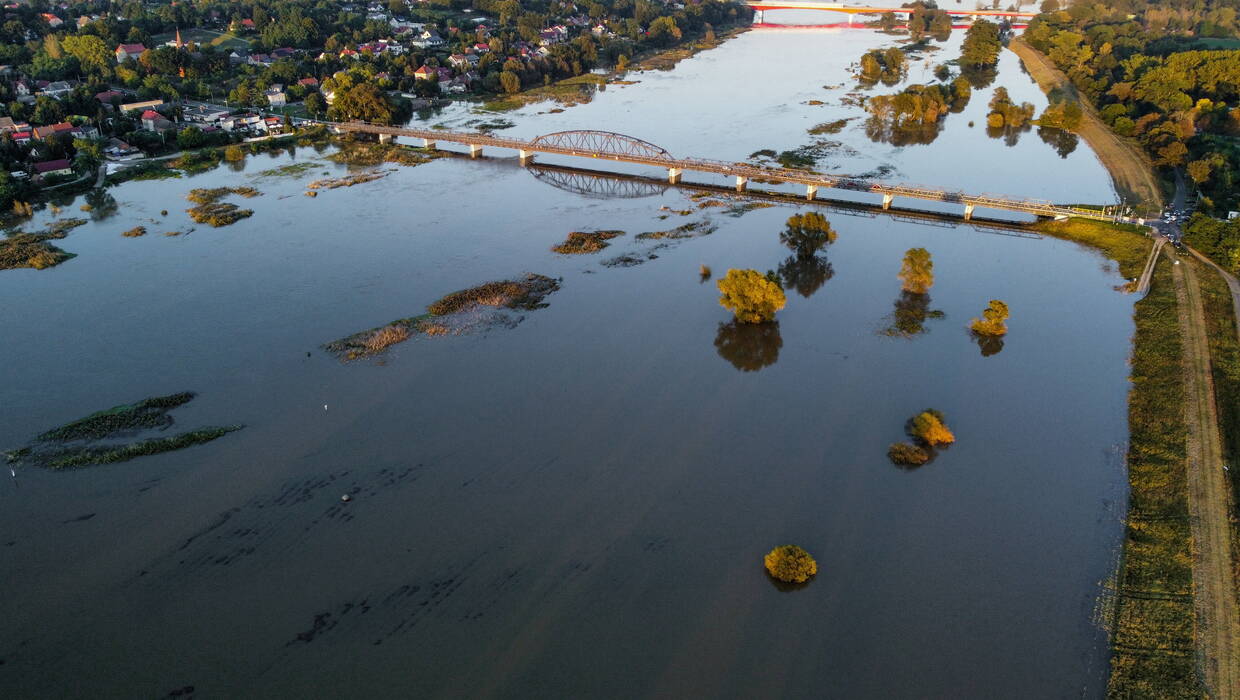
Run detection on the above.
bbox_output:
[1009,38,1164,213]
[480,25,749,113]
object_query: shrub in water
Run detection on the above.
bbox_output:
[764,545,818,583]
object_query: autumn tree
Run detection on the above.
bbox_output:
[898,247,934,294]
[717,269,786,324]
[910,409,955,446]
[970,299,1010,336]
[764,545,817,583]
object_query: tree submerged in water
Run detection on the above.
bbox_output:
[717,268,786,324]
[970,299,1010,337]
[889,409,955,467]
[764,545,818,584]
[898,247,934,294]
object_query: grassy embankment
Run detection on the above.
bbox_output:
[481,26,749,112]
[1193,260,1240,569]
[1010,38,1164,215]
[1033,218,1199,696]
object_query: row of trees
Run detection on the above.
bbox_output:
[1023,1,1240,213]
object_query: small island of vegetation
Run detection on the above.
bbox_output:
[889,408,955,466]
[764,544,817,584]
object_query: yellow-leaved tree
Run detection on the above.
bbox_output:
[717,268,786,323]
[970,299,1009,336]
[910,409,955,446]
[898,247,934,294]
[764,545,818,583]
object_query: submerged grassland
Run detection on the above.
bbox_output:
[6,392,242,469]
[325,273,561,361]
[0,218,87,271]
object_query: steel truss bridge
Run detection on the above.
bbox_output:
[326,122,1114,222]
[743,2,1037,18]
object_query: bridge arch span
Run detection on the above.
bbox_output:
[529,130,673,160]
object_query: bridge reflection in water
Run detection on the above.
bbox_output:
[329,121,1117,224]
[521,161,1042,239]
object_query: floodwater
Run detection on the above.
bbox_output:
[2,16,1131,699]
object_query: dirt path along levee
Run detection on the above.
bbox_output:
[1009,38,1164,213]
[1171,255,1240,698]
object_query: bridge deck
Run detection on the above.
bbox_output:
[327,121,1114,222]
[743,2,1037,17]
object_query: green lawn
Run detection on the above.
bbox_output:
[151,28,250,51]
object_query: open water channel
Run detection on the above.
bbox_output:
[3,14,1132,698]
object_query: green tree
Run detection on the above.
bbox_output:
[647,16,682,47]
[499,70,522,94]
[327,83,394,124]
[910,408,955,446]
[717,268,786,323]
[62,35,111,75]
[72,137,102,172]
[970,299,1010,336]
[304,92,326,117]
[898,247,934,294]
[32,96,65,125]
[961,20,1002,67]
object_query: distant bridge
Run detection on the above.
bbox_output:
[743,2,1037,18]
[326,122,1114,222]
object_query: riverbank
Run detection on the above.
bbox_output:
[1033,219,1198,695]
[480,25,750,112]
[1010,38,1163,214]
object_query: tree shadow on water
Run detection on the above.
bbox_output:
[715,321,782,372]
[882,292,944,337]
[778,254,834,299]
[974,333,1005,357]
[765,568,813,592]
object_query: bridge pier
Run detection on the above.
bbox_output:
[469,144,483,158]
[735,175,748,192]
[668,167,682,184]
[964,203,975,220]
[421,138,436,149]
[882,193,894,210]
[518,149,534,166]
[806,184,818,201]
[378,133,393,144]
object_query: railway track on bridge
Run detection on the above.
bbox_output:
[323,120,1118,222]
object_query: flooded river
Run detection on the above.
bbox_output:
[2,16,1130,698]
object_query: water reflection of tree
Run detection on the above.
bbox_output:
[777,213,836,298]
[865,115,946,146]
[715,321,782,372]
[1037,126,1079,158]
[961,64,997,90]
[883,291,945,337]
[83,189,119,221]
[986,122,1031,147]
[779,255,833,298]
[974,333,1005,357]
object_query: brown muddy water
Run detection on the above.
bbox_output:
[2,18,1130,699]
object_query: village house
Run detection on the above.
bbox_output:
[0,116,29,133]
[297,77,319,89]
[115,43,146,62]
[413,65,435,81]
[121,99,164,114]
[40,12,62,27]
[39,81,73,99]
[32,159,73,179]
[265,84,287,107]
